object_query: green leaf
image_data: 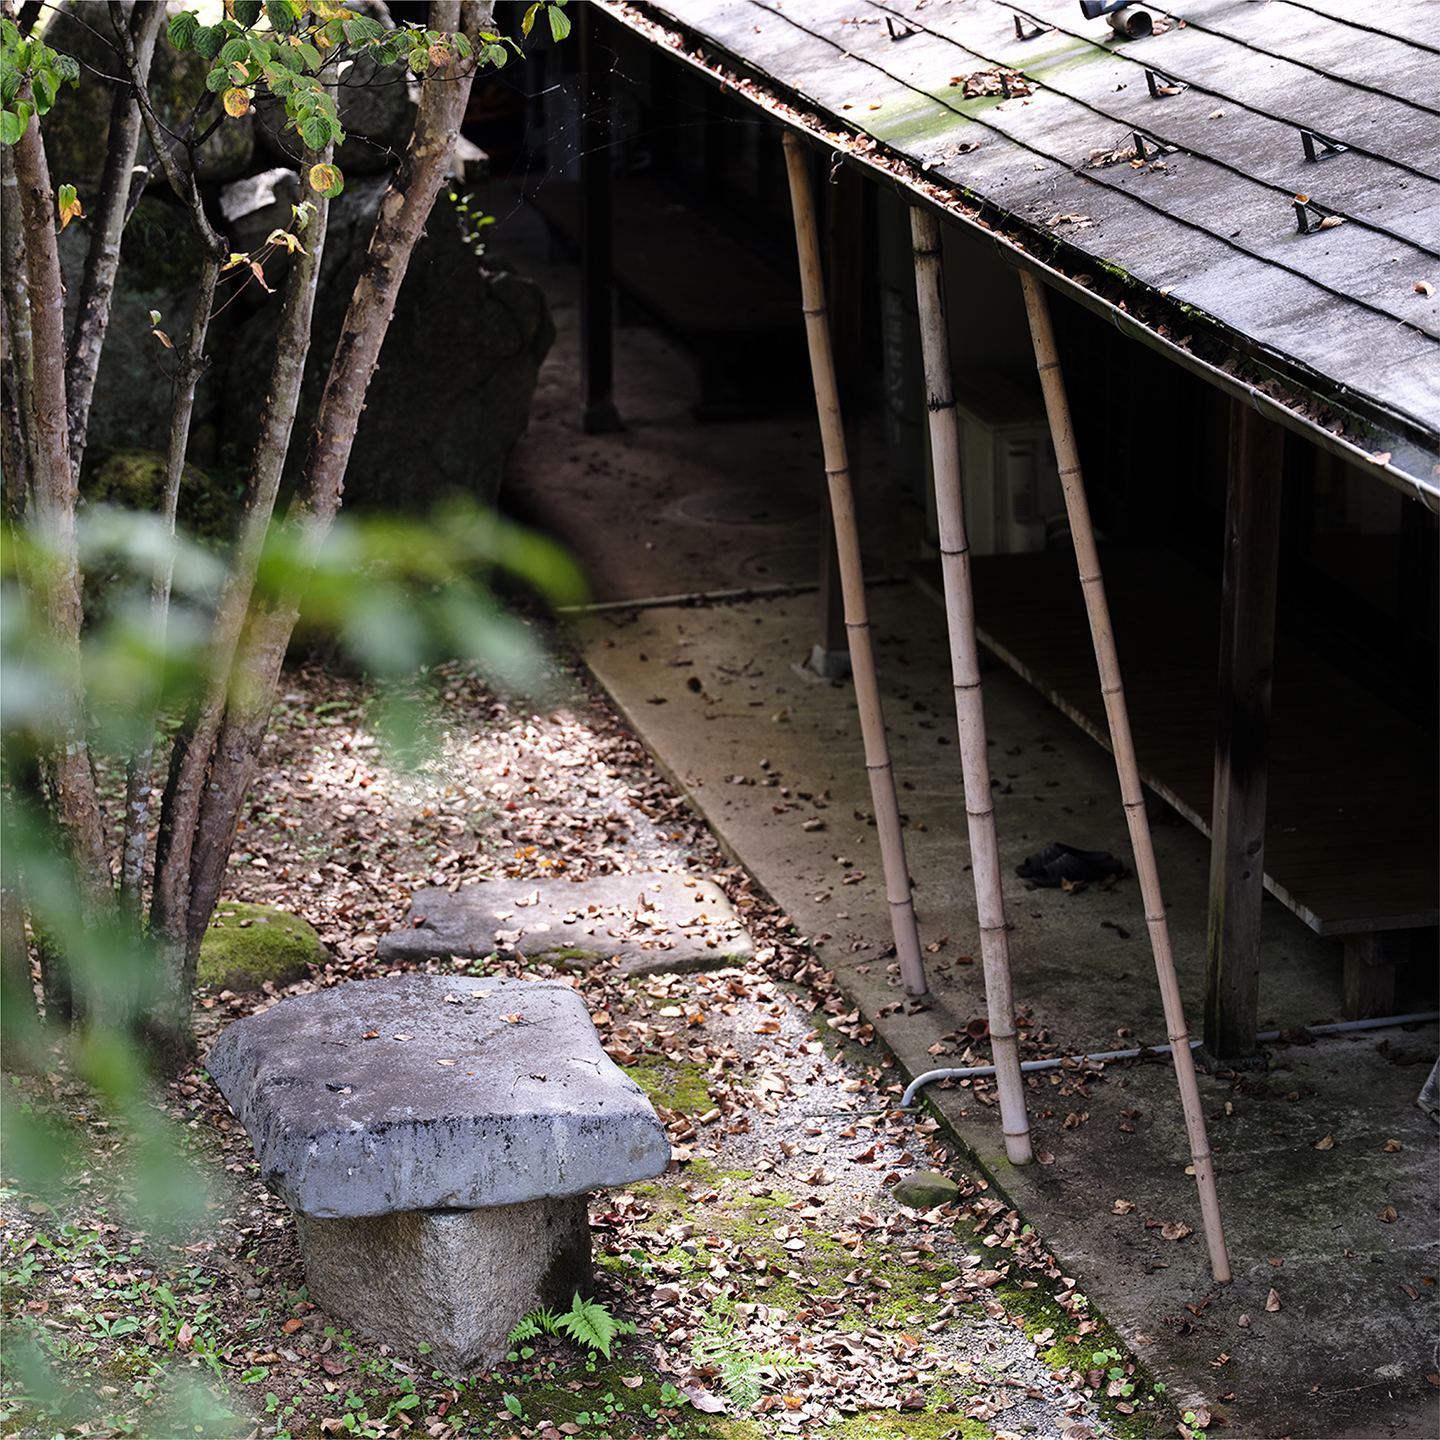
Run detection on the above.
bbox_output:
[452,33,471,59]
[219,36,249,63]
[299,113,330,151]
[503,1394,523,1418]
[51,52,79,83]
[521,3,541,38]
[341,14,384,43]
[204,66,230,93]
[264,1,299,35]
[32,68,56,111]
[232,0,262,26]
[1,64,20,106]
[167,11,200,49]
[548,5,572,43]
[193,25,226,60]
[0,107,27,146]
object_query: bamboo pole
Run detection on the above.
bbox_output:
[909,208,1032,1163]
[1018,269,1231,1284]
[782,133,927,996]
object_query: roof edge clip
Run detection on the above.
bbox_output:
[1013,14,1049,40]
[1300,129,1348,162]
[1144,69,1188,98]
[1292,194,1337,234]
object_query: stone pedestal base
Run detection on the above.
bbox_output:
[297,1196,592,1374]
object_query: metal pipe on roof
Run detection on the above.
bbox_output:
[782,130,929,999]
[909,204,1032,1166]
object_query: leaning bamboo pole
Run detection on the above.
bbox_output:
[782,133,927,995]
[909,209,1032,1163]
[1018,269,1231,1283]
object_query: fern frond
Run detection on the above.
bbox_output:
[506,1305,558,1346]
[553,1293,634,1360]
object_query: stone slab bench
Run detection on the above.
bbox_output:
[206,975,668,1372]
[378,871,752,975]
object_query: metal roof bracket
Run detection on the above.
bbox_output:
[1293,195,1332,234]
[1300,129,1349,162]
[1144,69,1188,98]
[885,16,919,40]
[1014,14,1049,40]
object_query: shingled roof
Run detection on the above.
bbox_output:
[597,0,1440,505]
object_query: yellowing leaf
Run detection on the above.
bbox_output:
[223,87,251,117]
[308,162,342,197]
[57,183,83,231]
[265,227,306,254]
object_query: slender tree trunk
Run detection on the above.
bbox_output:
[176,1,487,1007]
[146,150,332,1044]
[1,143,37,521]
[66,3,166,481]
[9,83,112,932]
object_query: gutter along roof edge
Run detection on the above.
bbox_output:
[594,0,1440,512]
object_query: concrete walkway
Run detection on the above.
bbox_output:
[490,193,1440,1440]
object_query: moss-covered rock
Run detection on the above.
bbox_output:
[892,1170,960,1209]
[84,447,240,544]
[197,903,325,993]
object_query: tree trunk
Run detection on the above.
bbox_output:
[1,142,37,522]
[67,3,166,481]
[8,83,112,934]
[146,1,489,1050]
[179,0,487,989]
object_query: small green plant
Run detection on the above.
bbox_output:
[690,1298,809,1410]
[506,1294,637,1362]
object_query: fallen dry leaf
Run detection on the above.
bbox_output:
[1265,1288,1282,1312]
[1112,1199,1136,1214]
[1161,1221,1192,1241]
[392,1033,412,1042]
[1413,280,1434,296]
[1383,1138,1403,1152]
[1379,1205,1399,1222]
[1314,1132,1335,1150]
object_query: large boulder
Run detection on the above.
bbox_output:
[38,1,254,193]
[58,195,236,469]
[221,174,554,511]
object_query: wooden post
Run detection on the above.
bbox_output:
[1204,399,1283,1058]
[579,4,621,434]
[911,207,1032,1164]
[1019,269,1231,1285]
[783,131,927,996]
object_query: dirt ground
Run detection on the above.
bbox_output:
[0,640,1187,1440]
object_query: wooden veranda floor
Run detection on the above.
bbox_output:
[914,549,1438,937]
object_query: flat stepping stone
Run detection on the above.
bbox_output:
[377,871,752,974]
[206,975,669,1219]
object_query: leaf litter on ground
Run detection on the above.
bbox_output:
[1,647,1167,1438]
